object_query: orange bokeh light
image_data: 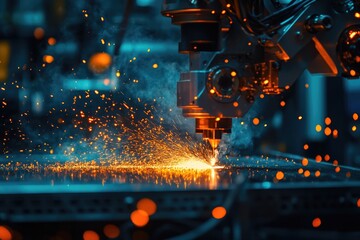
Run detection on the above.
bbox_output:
[212,206,227,219]
[302,158,308,166]
[324,127,332,136]
[312,217,321,228]
[137,198,157,216]
[34,27,45,39]
[88,52,112,73]
[131,210,149,227]
[43,55,54,64]
[315,155,322,162]
[252,118,260,125]
[276,171,284,181]
[333,129,339,138]
[325,117,331,125]
[103,224,120,239]
[304,170,311,177]
[353,113,359,121]
[83,230,100,240]
[48,37,57,45]
[0,226,12,240]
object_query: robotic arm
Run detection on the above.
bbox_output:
[162,0,360,151]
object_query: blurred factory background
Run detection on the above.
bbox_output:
[0,0,360,240]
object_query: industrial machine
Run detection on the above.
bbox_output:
[1,1,360,239]
[162,0,360,151]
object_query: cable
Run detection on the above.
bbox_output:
[114,0,133,56]
[220,0,317,35]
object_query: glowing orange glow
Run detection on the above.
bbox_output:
[315,155,322,162]
[0,226,12,240]
[355,12,360,18]
[231,71,237,77]
[303,144,309,150]
[103,224,120,239]
[280,101,286,107]
[221,10,226,14]
[263,80,269,85]
[305,83,309,88]
[324,154,330,161]
[103,78,110,86]
[312,218,321,228]
[276,171,284,180]
[285,85,290,90]
[298,116,303,120]
[304,170,311,177]
[233,101,239,107]
[315,170,321,177]
[325,117,331,125]
[350,32,357,39]
[83,230,100,240]
[350,69,357,76]
[335,166,341,173]
[131,210,149,227]
[352,126,357,132]
[259,94,265,99]
[211,10,215,14]
[298,168,304,174]
[212,206,227,219]
[252,118,260,125]
[353,113,359,121]
[137,198,157,216]
[333,129,339,138]
[88,52,112,73]
[152,63,158,69]
[224,59,229,63]
[301,158,308,166]
[210,89,215,94]
[48,37,56,45]
[333,160,339,166]
[215,117,221,122]
[324,127,332,136]
[226,3,231,7]
[315,125,322,132]
[34,27,44,39]
[357,199,360,207]
[43,55,54,64]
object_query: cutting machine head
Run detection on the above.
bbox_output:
[162,0,360,149]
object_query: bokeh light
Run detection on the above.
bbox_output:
[131,210,149,227]
[312,217,321,228]
[103,224,120,239]
[88,52,112,73]
[137,198,157,216]
[276,171,284,181]
[0,226,12,240]
[83,230,99,240]
[212,206,227,219]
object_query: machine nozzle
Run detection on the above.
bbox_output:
[195,118,232,152]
